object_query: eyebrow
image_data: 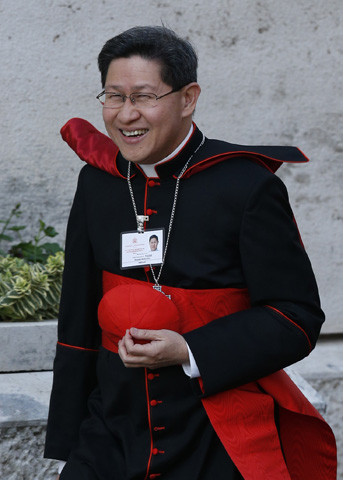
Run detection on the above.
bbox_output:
[104,84,157,91]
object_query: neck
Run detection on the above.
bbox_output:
[138,124,195,178]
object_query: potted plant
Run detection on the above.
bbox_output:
[0,204,64,371]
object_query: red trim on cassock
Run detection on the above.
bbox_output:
[144,179,151,229]
[265,305,312,351]
[181,152,276,177]
[144,368,155,480]
[57,341,99,352]
[180,149,308,179]
[99,272,336,480]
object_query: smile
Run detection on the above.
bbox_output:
[121,129,149,137]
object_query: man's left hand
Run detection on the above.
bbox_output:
[118,328,189,369]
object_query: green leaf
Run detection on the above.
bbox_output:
[20,296,38,315]
[9,226,26,232]
[0,296,16,307]
[11,302,28,319]
[43,226,58,238]
[41,242,63,255]
[0,234,14,242]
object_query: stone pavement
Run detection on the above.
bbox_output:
[1,336,342,479]
[0,372,56,480]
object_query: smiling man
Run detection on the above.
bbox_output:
[45,26,336,480]
[149,234,159,251]
[100,55,199,165]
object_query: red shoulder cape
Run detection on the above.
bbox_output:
[60,117,309,176]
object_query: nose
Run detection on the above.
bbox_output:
[117,98,141,123]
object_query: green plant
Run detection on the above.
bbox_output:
[0,203,23,251]
[0,204,65,321]
[0,252,64,321]
[0,203,63,263]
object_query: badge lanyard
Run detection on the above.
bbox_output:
[124,135,205,296]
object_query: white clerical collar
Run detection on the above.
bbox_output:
[138,124,194,178]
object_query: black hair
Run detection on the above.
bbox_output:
[149,234,159,242]
[98,26,198,89]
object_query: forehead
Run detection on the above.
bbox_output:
[105,55,165,89]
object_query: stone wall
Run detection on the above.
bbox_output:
[1,0,342,334]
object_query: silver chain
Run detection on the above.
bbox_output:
[127,134,205,287]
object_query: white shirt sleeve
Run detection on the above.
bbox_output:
[182,342,201,378]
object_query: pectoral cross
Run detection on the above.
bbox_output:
[153,284,171,300]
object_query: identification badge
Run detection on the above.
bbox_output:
[120,228,164,269]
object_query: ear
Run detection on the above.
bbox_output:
[181,82,201,118]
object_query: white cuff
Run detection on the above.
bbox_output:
[182,343,201,378]
[58,461,66,474]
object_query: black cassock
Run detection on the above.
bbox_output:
[45,122,327,479]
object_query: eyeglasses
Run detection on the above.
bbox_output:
[96,87,182,109]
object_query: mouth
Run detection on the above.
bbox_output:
[120,129,149,138]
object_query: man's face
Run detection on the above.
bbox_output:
[149,238,158,251]
[102,56,190,165]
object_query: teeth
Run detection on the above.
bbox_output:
[122,129,148,137]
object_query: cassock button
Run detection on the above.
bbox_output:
[152,448,159,455]
[150,399,158,407]
[146,208,157,216]
[148,373,155,380]
[148,180,159,187]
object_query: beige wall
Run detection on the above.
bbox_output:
[1,0,342,333]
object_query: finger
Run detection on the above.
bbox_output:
[130,327,161,342]
[119,330,137,352]
[118,343,152,368]
[118,331,138,359]
[119,333,152,363]
[125,339,155,356]
[117,339,128,361]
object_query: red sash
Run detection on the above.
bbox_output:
[98,272,337,480]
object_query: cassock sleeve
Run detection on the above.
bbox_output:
[44,167,102,460]
[183,172,324,396]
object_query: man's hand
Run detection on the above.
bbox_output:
[118,328,189,369]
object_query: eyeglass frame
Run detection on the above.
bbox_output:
[96,85,184,109]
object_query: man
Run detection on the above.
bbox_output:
[45,26,336,479]
[149,235,159,251]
